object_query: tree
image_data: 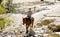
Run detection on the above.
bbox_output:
[0,0,3,4]
[6,0,16,13]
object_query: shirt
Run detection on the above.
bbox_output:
[27,11,32,16]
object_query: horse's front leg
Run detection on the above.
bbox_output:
[26,25,29,34]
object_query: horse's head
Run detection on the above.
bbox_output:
[23,18,26,25]
[23,18,30,25]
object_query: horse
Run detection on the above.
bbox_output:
[23,17,34,34]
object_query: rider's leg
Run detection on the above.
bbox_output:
[29,16,32,23]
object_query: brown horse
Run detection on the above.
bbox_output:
[23,17,34,33]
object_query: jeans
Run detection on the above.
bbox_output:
[27,16,32,23]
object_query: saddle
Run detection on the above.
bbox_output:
[26,17,32,23]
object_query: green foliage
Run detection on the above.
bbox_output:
[0,0,16,14]
[0,18,5,30]
[7,0,16,13]
[1,0,7,8]
[0,0,3,4]
[10,0,13,3]
[9,6,16,13]
[0,16,14,30]
[0,6,6,14]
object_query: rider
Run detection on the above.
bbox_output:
[27,8,32,23]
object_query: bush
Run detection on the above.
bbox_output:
[0,16,13,30]
[0,6,6,14]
